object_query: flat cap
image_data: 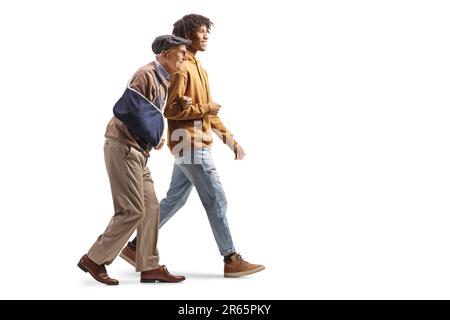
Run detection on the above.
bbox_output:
[152,35,192,54]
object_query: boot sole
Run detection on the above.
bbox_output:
[140,279,157,283]
[119,252,136,268]
[224,265,265,278]
[140,279,185,283]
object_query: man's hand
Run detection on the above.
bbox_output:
[154,137,165,150]
[234,143,246,160]
[209,101,221,115]
[180,96,192,109]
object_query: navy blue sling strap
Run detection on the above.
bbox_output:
[113,72,166,152]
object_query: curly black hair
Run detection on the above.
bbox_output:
[172,14,214,40]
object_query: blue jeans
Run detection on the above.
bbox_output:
[160,148,235,256]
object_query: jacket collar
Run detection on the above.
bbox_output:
[186,51,198,63]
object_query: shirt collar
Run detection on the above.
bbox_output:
[155,60,170,81]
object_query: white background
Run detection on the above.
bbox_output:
[0,0,449,299]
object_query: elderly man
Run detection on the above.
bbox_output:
[77,35,191,285]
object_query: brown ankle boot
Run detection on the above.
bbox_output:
[119,242,136,267]
[224,253,265,277]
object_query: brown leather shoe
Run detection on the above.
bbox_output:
[141,265,185,283]
[224,253,265,277]
[119,242,136,267]
[77,254,119,285]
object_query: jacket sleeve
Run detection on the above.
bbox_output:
[128,71,157,102]
[210,115,238,150]
[164,73,211,120]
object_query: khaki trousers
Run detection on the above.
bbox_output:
[88,139,159,272]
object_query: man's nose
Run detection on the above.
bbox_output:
[204,33,208,40]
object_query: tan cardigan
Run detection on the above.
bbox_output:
[104,61,169,154]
